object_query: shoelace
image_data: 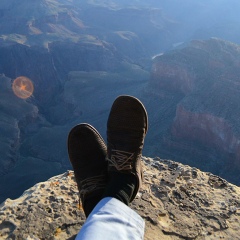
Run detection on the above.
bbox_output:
[107,150,135,171]
[79,175,106,199]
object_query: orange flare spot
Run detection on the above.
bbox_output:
[12,76,34,99]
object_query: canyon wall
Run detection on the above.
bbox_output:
[148,38,240,184]
[1,0,240,203]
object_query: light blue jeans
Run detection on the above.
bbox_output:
[76,197,145,240]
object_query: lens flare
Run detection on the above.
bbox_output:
[12,76,34,99]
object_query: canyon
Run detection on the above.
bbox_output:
[1,0,240,204]
[149,39,240,184]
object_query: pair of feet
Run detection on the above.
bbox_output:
[68,96,148,217]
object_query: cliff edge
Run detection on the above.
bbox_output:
[1,157,240,240]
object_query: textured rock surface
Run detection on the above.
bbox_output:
[1,157,239,240]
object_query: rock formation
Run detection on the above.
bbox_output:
[148,38,240,185]
[0,157,239,239]
[0,75,38,176]
[1,0,240,207]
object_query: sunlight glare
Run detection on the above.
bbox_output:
[12,76,34,99]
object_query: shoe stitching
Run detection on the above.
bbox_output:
[79,175,106,198]
[107,150,135,171]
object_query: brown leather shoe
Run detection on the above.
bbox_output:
[106,95,148,202]
[67,123,107,216]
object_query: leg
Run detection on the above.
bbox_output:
[68,123,107,217]
[69,95,148,239]
[103,95,148,205]
[76,197,145,240]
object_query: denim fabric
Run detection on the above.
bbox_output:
[76,197,145,240]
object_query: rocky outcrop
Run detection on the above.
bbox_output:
[0,74,60,201]
[150,59,196,95]
[0,157,239,239]
[0,0,182,61]
[0,75,39,174]
[172,105,240,167]
[0,44,61,104]
[49,41,121,80]
[0,0,83,36]
[80,5,176,57]
[148,38,240,184]
[150,38,240,95]
[0,40,122,106]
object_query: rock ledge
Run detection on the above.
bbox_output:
[0,157,240,240]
